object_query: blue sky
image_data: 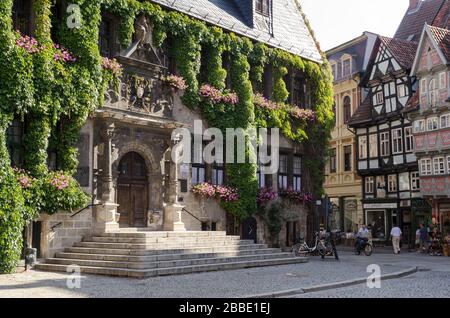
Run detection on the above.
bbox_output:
[300,0,411,51]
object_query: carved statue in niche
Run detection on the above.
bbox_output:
[133,14,162,65]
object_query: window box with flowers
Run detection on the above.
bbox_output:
[279,188,314,205]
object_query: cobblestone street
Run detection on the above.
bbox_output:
[0,251,448,298]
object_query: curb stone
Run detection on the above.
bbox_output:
[246,267,418,298]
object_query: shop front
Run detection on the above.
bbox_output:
[363,201,398,246]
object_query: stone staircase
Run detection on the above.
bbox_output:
[35,230,308,278]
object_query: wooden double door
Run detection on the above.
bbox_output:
[117,152,148,227]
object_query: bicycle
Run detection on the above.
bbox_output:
[354,237,373,256]
[292,232,326,257]
[320,231,339,260]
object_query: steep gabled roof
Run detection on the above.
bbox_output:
[411,24,450,75]
[379,36,419,69]
[428,25,450,61]
[394,0,445,42]
[149,0,322,62]
[348,95,373,126]
[362,36,418,85]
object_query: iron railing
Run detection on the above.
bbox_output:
[181,207,203,225]
[50,203,102,232]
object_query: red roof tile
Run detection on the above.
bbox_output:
[428,25,450,62]
[348,95,372,126]
[379,36,419,69]
[395,0,445,42]
[403,91,420,113]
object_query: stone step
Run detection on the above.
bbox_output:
[56,248,282,262]
[35,257,308,278]
[65,244,269,256]
[45,252,294,270]
[73,240,257,250]
[85,236,243,244]
[106,230,228,237]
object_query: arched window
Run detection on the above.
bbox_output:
[343,96,351,124]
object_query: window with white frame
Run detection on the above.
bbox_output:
[359,135,367,159]
[434,157,445,175]
[342,58,351,77]
[392,128,403,154]
[375,91,384,105]
[369,134,378,158]
[405,127,413,152]
[330,148,337,173]
[388,175,397,192]
[398,84,407,98]
[447,156,450,174]
[191,141,206,185]
[439,72,447,90]
[255,0,271,16]
[379,132,389,156]
[420,78,427,94]
[278,154,288,190]
[365,177,374,194]
[420,158,432,176]
[441,114,450,129]
[427,117,438,131]
[411,172,420,190]
[429,78,439,106]
[293,156,302,191]
[376,175,385,189]
[414,120,425,133]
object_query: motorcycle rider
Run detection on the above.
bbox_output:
[355,224,370,252]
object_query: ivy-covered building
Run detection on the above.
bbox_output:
[0,0,333,272]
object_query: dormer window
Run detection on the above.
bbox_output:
[256,0,271,16]
[342,58,351,77]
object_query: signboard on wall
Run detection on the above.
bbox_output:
[364,203,397,209]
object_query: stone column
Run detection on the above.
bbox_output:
[163,139,186,232]
[93,121,119,234]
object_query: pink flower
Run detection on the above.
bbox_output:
[101,57,122,76]
[254,94,281,110]
[257,187,278,205]
[290,107,316,122]
[191,183,239,202]
[49,173,71,190]
[163,74,188,90]
[279,188,314,204]
[199,84,239,105]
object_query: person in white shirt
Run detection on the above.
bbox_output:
[390,225,402,255]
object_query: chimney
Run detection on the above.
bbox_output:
[409,0,420,11]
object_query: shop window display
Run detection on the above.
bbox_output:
[366,211,386,240]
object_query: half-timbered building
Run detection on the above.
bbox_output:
[407,24,450,237]
[348,36,429,244]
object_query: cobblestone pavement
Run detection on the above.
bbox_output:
[289,271,450,298]
[0,251,448,298]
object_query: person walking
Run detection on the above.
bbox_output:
[418,223,428,253]
[390,225,402,255]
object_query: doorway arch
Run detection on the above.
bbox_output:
[117,152,148,227]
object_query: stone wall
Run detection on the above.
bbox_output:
[38,209,92,258]
[36,121,94,259]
